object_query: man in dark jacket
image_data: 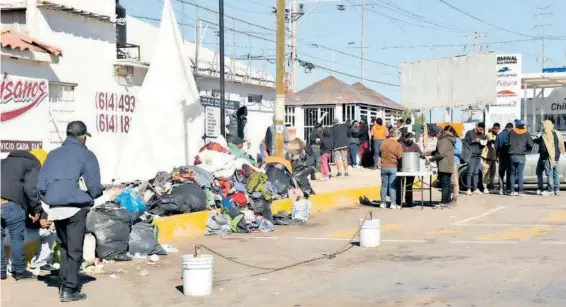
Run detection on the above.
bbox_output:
[38,121,103,302]
[1,150,42,280]
[495,122,513,194]
[331,118,350,176]
[348,120,361,168]
[309,123,323,173]
[507,119,534,196]
[464,122,487,195]
[358,120,370,166]
[226,106,248,144]
[396,132,424,207]
[431,126,456,207]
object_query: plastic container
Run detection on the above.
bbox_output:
[181,254,213,296]
[358,219,381,248]
[292,199,311,221]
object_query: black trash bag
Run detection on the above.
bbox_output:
[265,164,293,195]
[250,197,273,221]
[147,183,207,216]
[128,221,167,256]
[288,153,316,196]
[86,202,133,261]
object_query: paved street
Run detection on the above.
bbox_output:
[3,189,566,307]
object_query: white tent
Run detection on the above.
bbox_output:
[113,0,203,183]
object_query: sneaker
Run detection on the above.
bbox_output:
[518,193,527,197]
[345,172,349,177]
[510,192,519,196]
[555,191,560,196]
[466,190,473,196]
[499,189,504,195]
[60,291,87,303]
[379,202,387,209]
[336,172,343,177]
[537,190,542,195]
[391,204,401,210]
[541,191,553,196]
[13,271,34,281]
[473,190,481,195]
[39,264,57,272]
[483,190,490,195]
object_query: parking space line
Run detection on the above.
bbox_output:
[449,240,519,244]
[541,241,566,245]
[463,223,555,227]
[452,206,506,226]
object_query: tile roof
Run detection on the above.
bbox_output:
[1,30,63,56]
[350,82,406,111]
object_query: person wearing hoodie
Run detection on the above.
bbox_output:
[1,150,43,281]
[507,119,534,196]
[320,126,334,181]
[348,120,361,168]
[451,128,463,201]
[358,120,370,165]
[495,123,514,194]
[481,123,500,193]
[463,122,487,195]
[331,118,350,176]
[371,117,388,169]
[431,125,456,207]
[227,106,248,145]
[536,119,565,196]
[309,123,324,173]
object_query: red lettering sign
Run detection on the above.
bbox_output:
[0,74,48,122]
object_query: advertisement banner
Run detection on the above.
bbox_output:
[489,54,522,126]
[0,74,50,152]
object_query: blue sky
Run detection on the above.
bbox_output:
[123,0,566,104]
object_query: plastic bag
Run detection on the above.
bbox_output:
[147,183,207,216]
[114,188,146,219]
[128,222,167,255]
[86,202,133,261]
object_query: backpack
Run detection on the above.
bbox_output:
[460,131,472,164]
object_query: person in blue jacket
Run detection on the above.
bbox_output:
[37,121,103,303]
[449,126,463,202]
[495,122,514,194]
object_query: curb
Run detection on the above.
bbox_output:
[155,185,381,243]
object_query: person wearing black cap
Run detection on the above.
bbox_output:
[37,121,103,302]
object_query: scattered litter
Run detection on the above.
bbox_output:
[83,264,105,274]
[109,274,118,279]
[148,255,160,262]
[138,270,149,277]
[162,245,178,253]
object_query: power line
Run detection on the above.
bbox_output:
[297,59,400,87]
[436,0,537,38]
[378,37,566,49]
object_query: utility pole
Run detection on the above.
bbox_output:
[361,0,365,84]
[535,6,552,71]
[290,0,297,93]
[466,31,486,54]
[275,0,286,157]
[219,0,226,136]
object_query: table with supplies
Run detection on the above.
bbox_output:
[396,171,434,210]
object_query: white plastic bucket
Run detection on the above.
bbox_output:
[292,200,311,221]
[181,254,213,296]
[358,219,381,248]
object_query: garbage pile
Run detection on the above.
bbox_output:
[84,137,315,261]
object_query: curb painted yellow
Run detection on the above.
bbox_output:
[155,185,381,243]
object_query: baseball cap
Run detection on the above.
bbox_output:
[514,119,525,127]
[66,121,91,137]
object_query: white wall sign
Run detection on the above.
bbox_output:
[488,53,522,126]
[204,106,220,137]
[0,74,49,152]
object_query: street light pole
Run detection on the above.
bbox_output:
[275,0,286,157]
[219,0,226,136]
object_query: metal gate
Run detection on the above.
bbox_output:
[304,106,335,143]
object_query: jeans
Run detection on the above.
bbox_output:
[381,167,397,204]
[30,228,57,269]
[509,155,526,193]
[537,158,560,192]
[311,145,321,172]
[349,143,360,166]
[467,156,482,191]
[499,154,510,191]
[55,208,88,292]
[439,172,452,204]
[1,202,26,274]
[321,153,330,178]
[373,139,383,167]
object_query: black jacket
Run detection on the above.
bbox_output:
[464,129,487,157]
[1,150,42,214]
[309,129,323,146]
[321,127,334,154]
[348,125,361,145]
[507,128,534,155]
[332,123,349,149]
[358,124,369,144]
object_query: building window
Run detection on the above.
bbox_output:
[343,104,355,122]
[285,106,295,127]
[248,94,262,103]
[1,9,26,33]
[48,83,76,149]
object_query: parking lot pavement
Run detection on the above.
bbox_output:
[2,192,566,307]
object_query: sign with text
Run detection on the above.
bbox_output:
[200,96,239,138]
[489,54,522,126]
[0,75,49,152]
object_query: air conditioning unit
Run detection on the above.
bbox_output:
[113,64,133,77]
